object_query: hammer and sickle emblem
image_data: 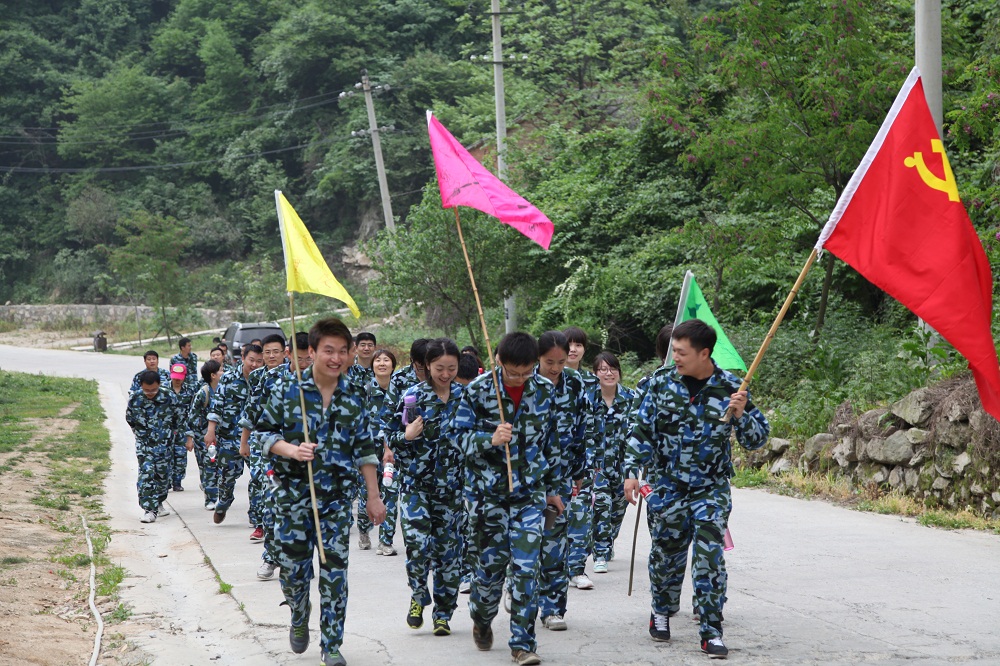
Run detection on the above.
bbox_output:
[903,139,959,202]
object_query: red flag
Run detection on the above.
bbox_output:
[427,111,554,249]
[815,67,1000,421]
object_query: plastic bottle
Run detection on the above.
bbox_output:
[382,462,395,488]
[723,528,735,551]
[638,481,654,499]
[402,394,418,425]
[207,443,217,463]
[266,468,280,490]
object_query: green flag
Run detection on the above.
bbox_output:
[673,271,747,372]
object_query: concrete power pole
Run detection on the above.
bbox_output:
[341,71,396,232]
[915,0,943,136]
[490,0,517,333]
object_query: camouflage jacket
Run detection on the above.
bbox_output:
[130,368,170,394]
[170,352,198,378]
[452,368,560,498]
[207,368,253,440]
[258,367,379,495]
[383,381,464,493]
[346,362,375,388]
[126,387,180,445]
[590,383,635,484]
[625,363,769,490]
[186,381,216,440]
[545,369,600,496]
[365,376,391,444]
[380,364,421,425]
[238,364,290,432]
[164,378,198,439]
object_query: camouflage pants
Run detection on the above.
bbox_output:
[537,493,571,620]
[357,465,400,545]
[214,436,245,513]
[136,439,170,512]
[401,488,464,620]
[274,481,353,654]
[593,472,627,560]
[647,481,730,640]
[171,436,188,487]
[248,433,265,527]
[565,480,595,577]
[192,440,218,502]
[467,491,545,653]
[260,454,277,566]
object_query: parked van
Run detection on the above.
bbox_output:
[222,321,284,357]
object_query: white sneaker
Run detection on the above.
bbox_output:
[204,500,216,511]
[570,574,594,590]
[593,558,608,574]
[542,615,567,631]
[375,542,396,556]
[458,579,472,594]
[140,511,156,523]
[157,503,170,516]
[503,585,512,614]
[358,532,372,550]
[257,561,277,580]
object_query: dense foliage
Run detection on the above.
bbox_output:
[2,0,999,435]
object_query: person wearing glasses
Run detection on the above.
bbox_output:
[589,352,634,575]
[453,332,561,666]
[347,332,378,385]
[623,319,769,659]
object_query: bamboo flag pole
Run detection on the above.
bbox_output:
[724,249,819,420]
[288,293,327,564]
[453,207,514,492]
[627,482,644,597]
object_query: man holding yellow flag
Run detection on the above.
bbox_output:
[258,193,378,666]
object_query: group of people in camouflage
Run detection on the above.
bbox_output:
[125,316,769,665]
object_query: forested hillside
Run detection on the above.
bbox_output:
[2,0,999,435]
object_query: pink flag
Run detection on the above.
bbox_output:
[427,111,554,250]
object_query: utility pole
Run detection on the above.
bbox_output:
[490,0,517,333]
[340,71,395,232]
[915,0,942,342]
[915,0,943,136]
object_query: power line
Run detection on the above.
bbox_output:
[0,135,347,174]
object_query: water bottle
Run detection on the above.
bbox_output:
[266,469,280,491]
[207,443,217,463]
[402,394,418,425]
[638,481,654,499]
[382,462,395,488]
[723,528,735,551]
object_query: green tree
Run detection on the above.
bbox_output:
[107,211,192,343]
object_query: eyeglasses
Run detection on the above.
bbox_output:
[595,366,619,374]
[501,366,534,380]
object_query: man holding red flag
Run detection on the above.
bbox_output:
[815,66,1000,422]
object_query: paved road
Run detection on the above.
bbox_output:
[3,345,999,665]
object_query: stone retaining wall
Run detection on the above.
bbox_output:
[741,378,1000,518]
[0,304,259,331]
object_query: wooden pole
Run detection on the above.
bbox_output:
[453,207,514,492]
[289,293,327,564]
[725,249,819,420]
[627,491,644,597]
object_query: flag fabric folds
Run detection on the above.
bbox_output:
[815,67,1000,422]
[275,190,360,318]
[426,111,554,250]
[673,271,747,372]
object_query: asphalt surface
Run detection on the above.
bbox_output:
[2,345,999,665]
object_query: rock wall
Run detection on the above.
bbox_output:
[0,304,258,331]
[743,377,1000,518]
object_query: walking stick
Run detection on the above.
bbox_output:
[453,208,514,492]
[289,293,327,564]
[627,472,645,597]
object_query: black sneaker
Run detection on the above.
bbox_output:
[289,624,309,654]
[473,622,493,650]
[433,618,451,636]
[649,612,671,641]
[701,637,729,659]
[321,650,346,666]
[406,599,423,629]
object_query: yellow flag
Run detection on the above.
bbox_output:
[275,190,360,318]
